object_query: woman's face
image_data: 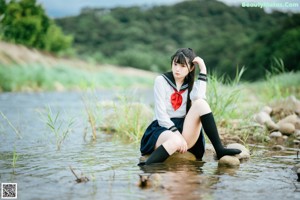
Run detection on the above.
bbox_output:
[172,58,190,80]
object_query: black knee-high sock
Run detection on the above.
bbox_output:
[200,112,241,159]
[139,145,170,166]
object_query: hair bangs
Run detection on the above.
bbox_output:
[173,52,188,67]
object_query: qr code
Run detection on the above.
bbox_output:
[1,183,17,199]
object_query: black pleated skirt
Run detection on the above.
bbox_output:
[140,117,205,159]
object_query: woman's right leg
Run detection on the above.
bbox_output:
[141,130,183,165]
[155,130,183,155]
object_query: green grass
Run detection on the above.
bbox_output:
[0,111,22,139]
[201,64,299,145]
[251,71,300,103]
[206,67,246,120]
[12,146,18,170]
[0,63,155,92]
[81,92,105,141]
[99,93,153,143]
[43,106,75,150]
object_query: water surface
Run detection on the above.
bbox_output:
[0,91,299,200]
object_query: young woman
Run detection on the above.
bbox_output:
[139,48,241,165]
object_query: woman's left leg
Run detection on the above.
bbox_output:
[181,99,210,149]
[182,99,241,159]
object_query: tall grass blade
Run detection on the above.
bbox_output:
[0,111,22,139]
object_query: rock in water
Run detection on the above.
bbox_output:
[165,152,196,163]
[218,156,240,167]
[226,143,250,160]
[139,151,196,165]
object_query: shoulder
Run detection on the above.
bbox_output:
[154,75,166,85]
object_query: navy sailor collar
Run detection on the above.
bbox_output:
[162,72,189,92]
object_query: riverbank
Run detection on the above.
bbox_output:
[1,41,300,149]
[0,41,157,92]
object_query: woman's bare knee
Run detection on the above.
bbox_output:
[192,99,211,116]
[155,130,173,149]
[158,133,183,155]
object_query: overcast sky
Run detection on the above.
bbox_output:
[37,0,300,18]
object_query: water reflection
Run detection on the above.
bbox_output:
[216,165,240,176]
[139,160,219,199]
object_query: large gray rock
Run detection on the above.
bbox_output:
[279,123,295,136]
[254,111,272,125]
[277,114,299,126]
[226,143,250,160]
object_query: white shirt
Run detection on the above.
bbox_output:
[153,73,207,129]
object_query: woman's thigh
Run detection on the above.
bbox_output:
[182,108,202,149]
[181,99,211,148]
[155,130,174,149]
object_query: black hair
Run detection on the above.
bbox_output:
[171,48,196,113]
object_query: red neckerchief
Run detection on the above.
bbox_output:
[162,72,188,111]
[171,89,186,111]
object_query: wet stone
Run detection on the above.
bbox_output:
[218,156,240,167]
[226,143,250,160]
[165,152,196,163]
[279,123,295,136]
[293,140,300,145]
[269,131,282,138]
[271,145,285,151]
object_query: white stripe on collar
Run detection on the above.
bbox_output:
[162,73,188,91]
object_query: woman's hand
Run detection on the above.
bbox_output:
[175,131,188,154]
[193,56,207,74]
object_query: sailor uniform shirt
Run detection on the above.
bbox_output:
[153,72,207,131]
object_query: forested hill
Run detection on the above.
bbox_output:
[56,0,300,81]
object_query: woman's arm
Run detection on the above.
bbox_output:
[193,56,207,74]
[190,57,207,101]
[154,76,176,130]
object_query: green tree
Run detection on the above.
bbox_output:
[55,0,298,80]
[0,0,72,53]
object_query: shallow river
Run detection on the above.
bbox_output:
[0,91,299,200]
